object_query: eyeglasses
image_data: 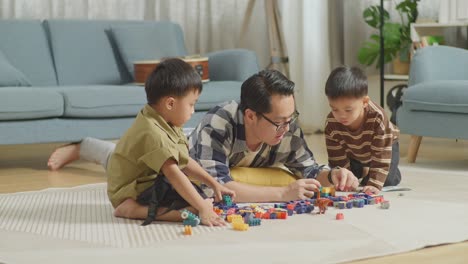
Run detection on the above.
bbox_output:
[258,111,299,132]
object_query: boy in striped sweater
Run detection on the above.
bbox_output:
[324,66,401,194]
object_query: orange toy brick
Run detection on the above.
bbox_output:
[183,225,193,235]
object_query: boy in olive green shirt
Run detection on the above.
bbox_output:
[107,58,235,226]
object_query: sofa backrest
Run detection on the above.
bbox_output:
[109,20,188,79]
[0,20,58,86]
[44,19,187,85]
[45,19,127,85]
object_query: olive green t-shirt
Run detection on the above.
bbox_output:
[107,104,189,208]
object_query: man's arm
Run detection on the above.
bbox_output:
[189,124,234,185]
[224,178,321,203]
[279,124,329,180]
[281,124,358,191]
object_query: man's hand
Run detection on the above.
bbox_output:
[362,185,380,194]
[330,167,359,191]
[212,184,236,202]
[282,178,321,201]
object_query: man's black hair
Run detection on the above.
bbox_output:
[240,69,295,114]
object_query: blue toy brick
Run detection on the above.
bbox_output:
[295,207,304,214]
[183,218,200,227]
[287,209,294,216]
[335,201,345,209]
[248,218,261,226]
[180,209,198,220]
[222,195,232,206]
[346,201,353,209]
[305,205,314,213]
[270,213,277,219]
[356,199,365,208]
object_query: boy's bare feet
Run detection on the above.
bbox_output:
[47,144,80,171]
[114,198,148,219]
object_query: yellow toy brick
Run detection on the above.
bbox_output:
[227,214,242,223]
[232,221,249,231]
[183,225,193,235]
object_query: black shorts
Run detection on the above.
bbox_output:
[136,175,207,210]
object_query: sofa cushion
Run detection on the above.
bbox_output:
[111,22,187,78]
[0,20,57,86]
[0,49,31,87]
[196,81,241,111]
[403,81,468,114]
[45,20,124,85]
[0,88,63,121]
[58,85,146,118]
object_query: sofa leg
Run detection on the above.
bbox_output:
[407,135,422,163]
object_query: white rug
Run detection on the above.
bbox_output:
[0,183,226,248]
[1,165,468,264]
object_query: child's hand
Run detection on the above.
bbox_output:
[330,167,359,191]
[199,198,226,227]
[212,184,236,202]
[363,185,380,194]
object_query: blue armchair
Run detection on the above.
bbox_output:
[397,46,468,162]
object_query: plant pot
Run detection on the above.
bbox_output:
[392,56,410,75]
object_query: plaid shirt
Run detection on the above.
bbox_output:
[188,100,328,184]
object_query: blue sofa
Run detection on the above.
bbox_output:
[0,19,259,145]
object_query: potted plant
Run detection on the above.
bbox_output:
[358,0,419,74]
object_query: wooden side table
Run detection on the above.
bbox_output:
[133,57,209,85]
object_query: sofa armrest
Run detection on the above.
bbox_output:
[409,46,468,86]
[206,49,259,82]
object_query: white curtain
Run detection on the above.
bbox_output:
[0,0,270,68]
[279,0,332,133]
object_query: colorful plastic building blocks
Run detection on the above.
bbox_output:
[207,190,389,232]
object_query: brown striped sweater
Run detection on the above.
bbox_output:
[324,100,399,189]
